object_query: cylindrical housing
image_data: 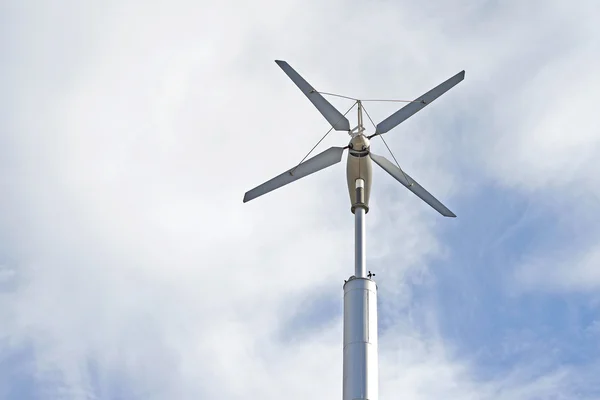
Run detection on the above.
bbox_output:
[343,277,378,400]
[346,152,372,211]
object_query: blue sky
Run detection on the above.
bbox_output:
[1,0,600,399]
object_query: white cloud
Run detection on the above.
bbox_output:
[2,0,600,399]
[516,243,600,292]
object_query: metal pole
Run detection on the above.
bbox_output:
[357,101,363,134]
[355,179,366,278]
[343,177,378,400]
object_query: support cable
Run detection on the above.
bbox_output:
[290,101,358,175]
[317,90,422,104]
[361,103,413,186]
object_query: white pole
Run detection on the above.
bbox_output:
[343,178,379,400]
[357,101,364,134]
[355,179,366,279]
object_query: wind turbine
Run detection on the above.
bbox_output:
[243,60,464,400]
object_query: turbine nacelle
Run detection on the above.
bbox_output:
[347,134,372,213]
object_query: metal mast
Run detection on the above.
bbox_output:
[343,103,378,400]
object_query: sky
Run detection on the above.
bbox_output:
[1,0,600,399]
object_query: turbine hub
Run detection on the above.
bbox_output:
[348,135,370,157]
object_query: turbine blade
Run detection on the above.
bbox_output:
[275,60,351,131]
[370,153,456,217]
[375,70,465,135]
[243,147,345,203]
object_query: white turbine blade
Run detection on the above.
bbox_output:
[370,153,456,217]
[275,60,351,131]
[375,70,465,135]
[243,147,345,203]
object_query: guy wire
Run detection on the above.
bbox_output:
[290,101,358,175]
[361,103,412,186]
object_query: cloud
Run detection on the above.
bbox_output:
[2,0,600,399]
[516,243,600,292]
